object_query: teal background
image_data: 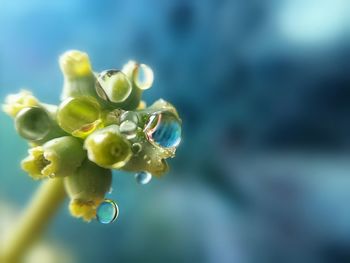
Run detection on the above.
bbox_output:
[1,0,350,262]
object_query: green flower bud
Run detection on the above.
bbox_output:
[121,137,171,177]
[121,100,181,177]
[64,160,112,221]
[2,90,39,118]
[59,50,101,101]
[57,96,103,138]
[84,125,132,169]
[21,136,86,179]
[59,50,92,78]
[15,106,66,144]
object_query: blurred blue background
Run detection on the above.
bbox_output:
[0,0,350,262]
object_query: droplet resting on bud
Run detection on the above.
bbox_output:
[14,106,66,144]
[57,96,103,138]
[15,107,51,141]
[96,70,132,103]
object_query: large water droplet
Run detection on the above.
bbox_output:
[144,112,181,148]
[96,199,119,224]
[133,64,154,90]
[119,120,137,139]
[96,70,132,103]
[135,171,152,185]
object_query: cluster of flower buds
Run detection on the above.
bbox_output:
[2,50,182,223]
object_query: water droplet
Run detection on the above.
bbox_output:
[135,171,152,185]
[108,187,113,194]
[96,199,119,224]
[144,112,181,148]
[132,143,142,154]
[133,64,154,90]
[119,120,137,139]
[120,111,139,124]
[96,70,132,103]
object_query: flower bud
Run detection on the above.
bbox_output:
[64,160,112,221]
[21,136,86,179]
[84,125,132,169]
[59,50,92,78]
[2,90,39,118]
[59,50,102,101]
[121,100,182,177]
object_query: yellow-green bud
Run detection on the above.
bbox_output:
[64,160,112,221]
[2,90,39,118]
[84,125,132,169]
[21,136,86,179]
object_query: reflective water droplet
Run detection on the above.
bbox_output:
[96,199,119,224]
[135,171,152,184]
[133,64,154,90]
[108,187,113,194]
[96,70,132,103]
[120,111,139,124]
[144,112,181,148]
[119,120,137,139]
[132,143,142,154]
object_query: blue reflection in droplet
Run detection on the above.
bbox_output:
[96,199,119,224]
[135,171,152,184]
[145,112,181,148]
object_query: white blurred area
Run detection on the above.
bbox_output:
[0,201,75,263]
[276,0,349,47]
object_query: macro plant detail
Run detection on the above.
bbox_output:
[0,50,182,262]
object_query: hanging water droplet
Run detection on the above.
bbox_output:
[132,143,142,154]
[133,64,154,90]
[135,171,152,185]
[144,112,182,148]
[108,187,113,194]
[120,111,139,125]
[96,199,119,224]
[119,120,137,139]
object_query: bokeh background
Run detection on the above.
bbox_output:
[0,0,350,262]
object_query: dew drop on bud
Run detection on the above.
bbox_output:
[133,64,154,90]
[131,143,142,154]
[135,171,152,185]
[119,120,137,139]
[120,111,139,125]
[96,199,119,224]
[144,112,181,148]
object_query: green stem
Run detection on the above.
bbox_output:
[0,179,66,263]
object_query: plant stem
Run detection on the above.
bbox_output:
[0,178,66,263]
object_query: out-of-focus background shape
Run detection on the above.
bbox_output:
[0,0,350,262]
